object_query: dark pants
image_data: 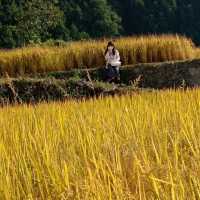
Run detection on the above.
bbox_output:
[104,64,120,83]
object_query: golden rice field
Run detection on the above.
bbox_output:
[0,88,200,199]
[0,34,199,77]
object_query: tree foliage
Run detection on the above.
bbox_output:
[0,0,200,48]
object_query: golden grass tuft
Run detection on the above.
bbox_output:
[0,88,200,199]
[0,34,198,76]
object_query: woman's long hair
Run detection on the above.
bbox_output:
[104,41,116,56]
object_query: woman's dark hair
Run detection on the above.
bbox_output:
[104,41,116,55]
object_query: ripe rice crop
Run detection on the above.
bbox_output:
[0,88,200,199]
[0,34,197,77]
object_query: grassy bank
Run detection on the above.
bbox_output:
[0,34,198,77]
[1,58,200,105]
[0,76,139,106]
[0,89,200,199]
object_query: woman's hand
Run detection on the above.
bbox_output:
[105,62,108,69]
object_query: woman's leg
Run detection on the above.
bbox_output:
[105,64,114,82]
[112,66,120,83]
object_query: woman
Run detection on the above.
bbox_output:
[104,41,121,83]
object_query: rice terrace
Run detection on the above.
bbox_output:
[0,33,200,199]
[1,0,200,199]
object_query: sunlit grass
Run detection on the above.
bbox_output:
[0,88,200,199]
[0,34,198,76]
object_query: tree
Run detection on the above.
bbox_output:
[15,0,65,45]
[1,0,200,48]
[59,0,122,39]
[0,0,19,47]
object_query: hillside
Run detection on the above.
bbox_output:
[1,0,200,48]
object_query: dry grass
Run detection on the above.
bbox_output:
[0,88,200,199]
[0,34,198,76]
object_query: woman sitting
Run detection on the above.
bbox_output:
[104,41,121,83]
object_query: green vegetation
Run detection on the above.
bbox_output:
[0,0,120,48]
[1,0,200,48]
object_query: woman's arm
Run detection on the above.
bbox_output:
[105,52,110,61]
[105,52,110,68]
[115,50,120,61]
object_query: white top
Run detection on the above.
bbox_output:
[105,49,121,66]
